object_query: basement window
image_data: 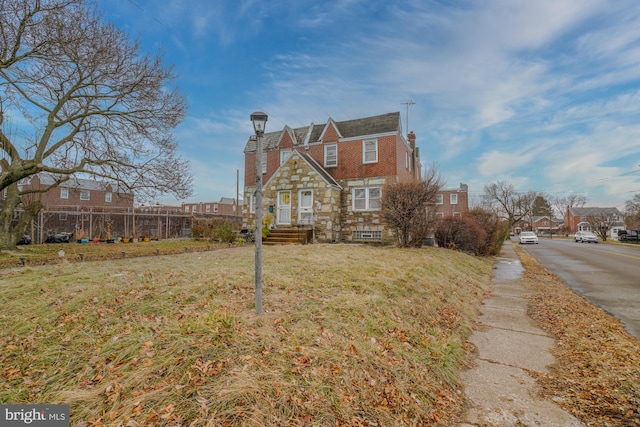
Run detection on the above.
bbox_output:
[353,230,382,241]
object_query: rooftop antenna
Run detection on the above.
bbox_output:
[401,100,415,137]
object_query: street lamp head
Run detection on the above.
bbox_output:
[250,111,268,135]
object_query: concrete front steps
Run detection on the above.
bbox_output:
[264,228,312,245]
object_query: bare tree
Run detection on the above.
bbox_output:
[0,0,192,248]
[381,163,442,247]
[552,194,588,219]
[482,181,538,228]
[586,211,619,242]
[624,193,640,229]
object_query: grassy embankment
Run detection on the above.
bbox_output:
[1,244,492,426]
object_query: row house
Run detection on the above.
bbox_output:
[2,173,133,209]
[243,112,422,243]
[435,184,469,218]
[182,197,241,217]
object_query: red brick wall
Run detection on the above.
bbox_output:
[15,176,133,209]
[244,131,418,187]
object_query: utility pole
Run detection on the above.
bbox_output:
[401,100,415,137]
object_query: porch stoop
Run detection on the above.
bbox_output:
[264,228,312,245]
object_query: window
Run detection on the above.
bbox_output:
[59,213,67,221]
[324,144,337,167]
[280,149,292,165]
[185,206,190,213]
[353,187,381,211]
[60,188,69,199]
[214,204,218,213]
[206,204,211,213]
[80,190,90,201]
[363,139,378,164]
[353,230,382,241]
[450,194,458,205]
[250,195,256,213]
[105,192,112,203]
[436,194,443,205]
[261,152,267,174]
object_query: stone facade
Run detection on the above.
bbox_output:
[243,112,422,243]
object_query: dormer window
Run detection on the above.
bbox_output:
[324,144,337,167]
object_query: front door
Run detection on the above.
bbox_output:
[277,191,291,225]
[298,189,313,225]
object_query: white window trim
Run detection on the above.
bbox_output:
[450,194,458,205]
[436,194,443,205]
[352,186,381,211]
[280,149,292,166]
[79,190,90,201]
[250,195,256,213]
[105,192,112,203]
[324,143,338,167]
[261,152,267,174]
[362,139,378,164]
[60,187,69,199]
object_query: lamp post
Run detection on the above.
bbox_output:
[251,111,268,315]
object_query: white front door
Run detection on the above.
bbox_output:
[298,189,313,225]
[277,191,291,225]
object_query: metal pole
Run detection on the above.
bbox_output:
[255,133,263,315]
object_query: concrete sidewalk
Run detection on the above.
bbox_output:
[458,242,583,427]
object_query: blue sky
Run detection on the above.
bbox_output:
[97,0,640,209]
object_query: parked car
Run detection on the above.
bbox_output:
[45,232,73,243]
[619,230,640,242]
[519,231,539,244]
[17,235,32,245]
[575,231,598,243]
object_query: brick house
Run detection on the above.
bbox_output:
[564,207,624,235]
[434,184,469,218]
[3,173,133,209]
[182,197,241,217]
[242,112,422,243]
[531,216,563,234]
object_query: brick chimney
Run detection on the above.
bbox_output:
[407,131,416,149]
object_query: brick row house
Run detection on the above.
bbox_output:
[435,184,469,218]
[3,173,133,209]
[182,197,242,217]
[242,112,422,243]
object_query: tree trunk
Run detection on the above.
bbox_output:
[0,183,43,250]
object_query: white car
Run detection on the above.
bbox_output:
[575,231,598,243]
[519,231,539,244]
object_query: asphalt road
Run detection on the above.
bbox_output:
[516,237,640,339]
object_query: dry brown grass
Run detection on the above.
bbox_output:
[0,244,493,426]
[515,247,640,426]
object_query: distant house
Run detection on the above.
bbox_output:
[182,197,241,217]
[242,112,422,243]
[1,173,133,209]
[531,215,563,234]
[435,184,469,218]
[564,207,624,236]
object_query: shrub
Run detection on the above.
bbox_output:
[435,210,508,256]
[434,216,486,254]
[381,171,442,247]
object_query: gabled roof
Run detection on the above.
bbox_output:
[568,207,622,217]
[298,152,341,189]
[244,112,401,153]
[262,150,342,190]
